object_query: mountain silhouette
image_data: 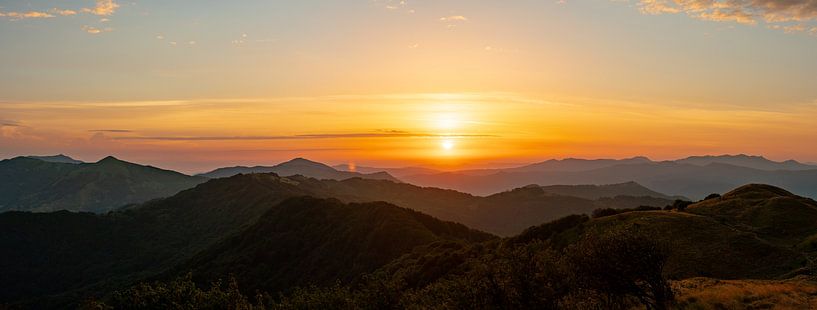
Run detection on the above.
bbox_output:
[0,156,206,213]
[199,157,400,182]
[538,181,685,200]
[333,163,441,178]
[676,154,816,171]
[26,154,84,164]
[402,159,817,199]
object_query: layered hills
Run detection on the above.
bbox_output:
[400,155,817,199]
[93,184,817,309]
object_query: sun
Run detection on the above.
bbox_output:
[441,139,455,151]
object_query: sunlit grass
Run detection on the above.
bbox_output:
[673,277,817,310]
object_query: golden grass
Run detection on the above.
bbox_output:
[672,277,817,309]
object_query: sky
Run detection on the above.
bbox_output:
[1,0,817,173]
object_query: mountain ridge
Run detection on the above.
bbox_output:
[0,156,206,213]
[198,157,400,182]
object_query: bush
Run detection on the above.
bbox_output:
[666,200,694,211]
[704,193,721,201]
[86,274,262,310]
[564,227,674,310]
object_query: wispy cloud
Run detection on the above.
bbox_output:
[50,8,78,16]
[82,25,112,34]
[89,129,132,133]
[0,11,55,20]
[631,0,817,34]
[439,15,468,22]
[373,0,414,13]
[112,131,497,141]
[0,120,21,127]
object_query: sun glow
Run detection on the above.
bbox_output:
[434,113,461,131]
[441,139,455,151]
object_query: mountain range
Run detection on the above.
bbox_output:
[399,155,817,199]
[0,156,206,213]
[198,157,400,181]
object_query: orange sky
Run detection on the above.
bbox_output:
[3,93,816,173]
[2,1,817,173]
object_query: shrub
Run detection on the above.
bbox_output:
[704,193,722,201]
[666,200,693,211]
[564,227,674,310]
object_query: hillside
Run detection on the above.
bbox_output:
[308,177,677,236]
[98,184,817,309]
[0,171,678,306]
[538,181,684,200]
[198,157,400,182]
[175,197,493,294]
[4,182,816,308]
[0,173,323,306]
[0,156,206,213]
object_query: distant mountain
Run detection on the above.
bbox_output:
[676,154,817,171]
[333,163,441,178]
[299,177,676,236]
[509,156,653,173]
[0,156,206,213]
[538,181,685,200]
[402,161,817,199]
[175,197,492,294]
[199,158,400,182]
[26,154,83,164]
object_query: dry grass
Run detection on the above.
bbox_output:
[672,277,817,309]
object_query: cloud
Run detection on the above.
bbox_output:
[50,8,78,16]
[81,0,120,16]
[439,15,468,22]
[1,1,119,25]
[113,132,497,141]
[0,120,21,127]
[373,0,412,13]
[632,0,817,30]
[0,11,55,20]
[82,25,112,34]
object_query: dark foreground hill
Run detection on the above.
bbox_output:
[87,184,817,310]
[174,197,492,294]
[0,175,491,308]
[0,156,206,213]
